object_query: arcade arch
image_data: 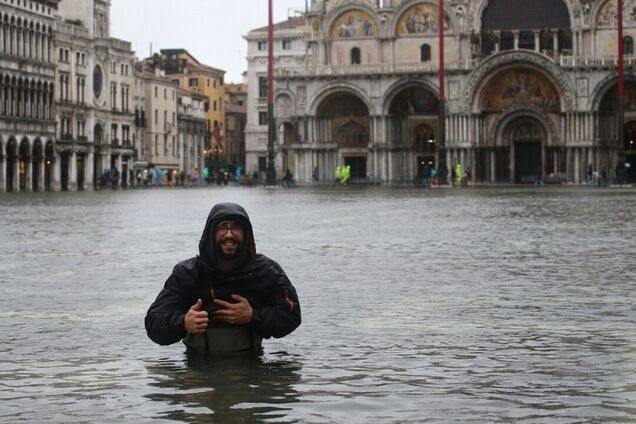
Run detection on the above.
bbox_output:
[315,91,371,181]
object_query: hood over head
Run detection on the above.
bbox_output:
[198,203,256,271]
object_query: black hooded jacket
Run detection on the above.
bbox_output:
[145,203,301,348]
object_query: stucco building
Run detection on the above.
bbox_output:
[55,0,135,190]
[245,0,636,185]
[0,0,58,192]
[142,50,226,167]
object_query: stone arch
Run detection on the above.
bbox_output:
[392,0,456,36]
[492,105,560,146]
[309,82,372,116]
[19,137,31,160]
[382,78,440,115]
[472,0,576,33]
[94,122,104,144]
[33,138,43,160]
[465,50,575,112]
[325,4,380,39]
[590,73,636,111]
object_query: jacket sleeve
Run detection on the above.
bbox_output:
[145,268,194,346]
[251,266,301,339]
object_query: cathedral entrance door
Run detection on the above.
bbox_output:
[344,156,367,182]
[515,141,541,184]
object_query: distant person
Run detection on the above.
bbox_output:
[600,165,608,187]
[312,166,320,187]
[145,203,301,354]
[454,163,462,187]
[587,164,593,186]
[283,169,294,188]
[534,166,545,186]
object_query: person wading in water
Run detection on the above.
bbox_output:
[145,203,301,354]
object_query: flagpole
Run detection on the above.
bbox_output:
[438,0,447,184]
[266,0,277,185]
[617,0,625,156]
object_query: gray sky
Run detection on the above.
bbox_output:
[110,0,307,83]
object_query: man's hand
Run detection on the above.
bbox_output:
[184,299,209,334]
[213,295,253,325]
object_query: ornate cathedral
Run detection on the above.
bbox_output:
[245,0,636,185]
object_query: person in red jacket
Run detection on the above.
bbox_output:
[145,203,301,354]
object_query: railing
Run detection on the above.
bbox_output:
[560,55,636,68]
[54,20,90,38]
[275,60,477,77]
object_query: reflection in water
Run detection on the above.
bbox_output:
[145,353,302,423]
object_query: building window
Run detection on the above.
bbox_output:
[258,111,268,126]
[258,77,267,98]
[351,47,361,65]
[624,36,634,55]
[213,101,217,111]
[282,40,292,50]
[420,44,431,62]
[189,78,199,87]
[154,86,158,98]
[257,41,267,51]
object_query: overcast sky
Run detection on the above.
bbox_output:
[110,0,307,83]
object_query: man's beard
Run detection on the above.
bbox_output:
[215,238,244,260]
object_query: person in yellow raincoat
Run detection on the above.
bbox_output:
[455,163,462,187]
[335,166,342,185]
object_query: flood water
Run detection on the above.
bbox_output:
[1,186,635,423]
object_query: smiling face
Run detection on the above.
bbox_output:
[214,220,245,260]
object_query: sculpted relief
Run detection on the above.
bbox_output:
[330,10,378,38]
[481,69,560,112]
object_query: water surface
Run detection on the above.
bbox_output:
[1,186,635,423]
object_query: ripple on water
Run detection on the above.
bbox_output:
[0,187,635,422]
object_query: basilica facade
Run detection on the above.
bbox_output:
[245,0,636,185]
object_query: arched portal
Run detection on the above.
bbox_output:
[6,138,16,192]
[32,139,43,191]
[278,122,296,176]
[502,117,547,183]
[93,123,103,189]
[387,84,439,182]
[316,92,370,182]
[18,138,30,191]
[44,140,54,190]
[598,80,636,183]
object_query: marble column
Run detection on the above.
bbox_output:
[25,160,33,192]
[12,157,20,192]
[38,159,45,191]
[0,156,5,192]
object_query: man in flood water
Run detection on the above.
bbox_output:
[145,203,301,354]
